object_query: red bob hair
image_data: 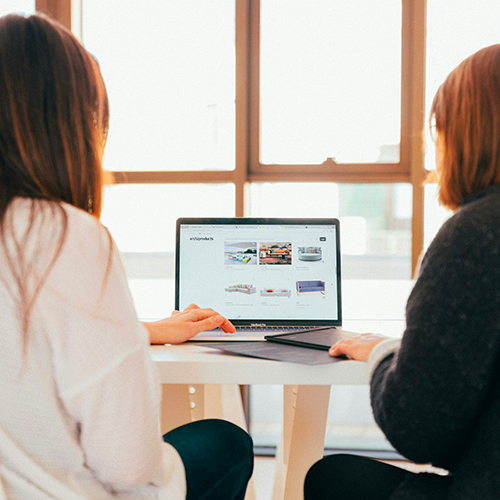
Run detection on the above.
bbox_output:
[430,44,500,210]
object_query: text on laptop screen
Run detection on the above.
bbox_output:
[176,220,340,324]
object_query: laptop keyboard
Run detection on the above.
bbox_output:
[227,326,314,333]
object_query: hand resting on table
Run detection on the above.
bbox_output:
[143,303,235,345]
[329,333,388,362]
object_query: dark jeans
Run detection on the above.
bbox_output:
[305,454,455,500]
[163,419,254,500]
[304,454,413,500]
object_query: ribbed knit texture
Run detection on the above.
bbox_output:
[370,184,500,499]
[0,198,186,500]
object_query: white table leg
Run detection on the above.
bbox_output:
[271,405,289,500]
[272,385,295,500]
[160,384,192,434]
[161,384,256,500]
[272,385,331,500]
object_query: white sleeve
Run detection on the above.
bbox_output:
[61,334,183,493]
[39,208,185,497]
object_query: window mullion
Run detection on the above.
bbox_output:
[403,0,427,276]
[35,0,71,30]
[235,0,252,217]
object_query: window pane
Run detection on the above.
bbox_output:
[83,0,235,171]
[423,1,498,261]
[101,184,235,318]
[249,183,412,279]
[0,0,34,16]
[260,0,401,165]
[425,0,500,171]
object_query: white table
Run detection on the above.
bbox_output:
[152,344,361,500]
[152,324,405,500]
[147,280,413,500]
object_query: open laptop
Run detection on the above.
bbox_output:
[175,217,342,341]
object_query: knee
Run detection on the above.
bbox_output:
[304,454,358,500]
[192,419,254,464]
[308,454,361,477]
[209,419,253,450]
[204,419,254,483]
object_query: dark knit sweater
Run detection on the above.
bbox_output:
[371,184,500,499]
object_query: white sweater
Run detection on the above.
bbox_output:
[0,199,186,499]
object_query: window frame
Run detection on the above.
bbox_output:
[36,0,427,276]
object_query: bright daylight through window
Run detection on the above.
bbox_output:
[260,0,401,165]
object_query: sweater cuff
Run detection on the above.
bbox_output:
[367,338,401,383]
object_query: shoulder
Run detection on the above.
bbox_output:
[60,201,113,264]
[421,189,500,275]
[6,198,119,308]
[444,186,500,237]
[6,197,108,250]
[51,203,118,301]
[408,188,500,340]
[28,201,145,348]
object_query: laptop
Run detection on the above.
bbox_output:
[175,217,342,341]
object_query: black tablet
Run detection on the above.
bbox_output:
[265,327,347,351]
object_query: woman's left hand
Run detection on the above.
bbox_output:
[329,333,388,362]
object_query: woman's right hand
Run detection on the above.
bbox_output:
[143,303,235,344]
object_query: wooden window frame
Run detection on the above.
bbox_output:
[36,0,427,276]
[246,0,427,275]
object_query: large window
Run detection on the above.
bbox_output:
[80,0,421,287]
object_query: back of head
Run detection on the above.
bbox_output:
[431,44,500,210]
[0,13,109,219]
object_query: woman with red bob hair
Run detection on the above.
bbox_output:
[0,13,252,500]
[305,44,500,499]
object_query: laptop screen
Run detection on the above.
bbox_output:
[175,218,341,326]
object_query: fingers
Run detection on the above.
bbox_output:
[172,303,201,316]
[184,308,235,333]
[328,333,387,362]
[172,303,208,320]
[218,317,236,333]
[329,340,351,358]
[189,314,228,334]
[179,304,235,331]
[184,307,218,321]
